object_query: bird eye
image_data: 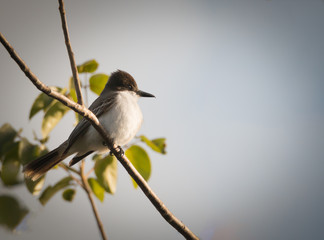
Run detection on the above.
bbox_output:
[128,85,133,90]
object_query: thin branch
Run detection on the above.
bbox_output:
[58,0,84,106]
[59,163,84,188]
[60,162,81,175]
[0,32,199,240]
[85,167,94,179]
[80,160,108,240]
[117,154,198,239]
[0,33,98,124]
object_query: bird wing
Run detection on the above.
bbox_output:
[63,92,117,154]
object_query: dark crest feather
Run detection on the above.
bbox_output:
[105,70,138,92]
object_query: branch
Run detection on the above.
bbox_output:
[60,162,80,175]
[0,32,199,240]
[58,0,84,106]
[59,163,84,188]
[80,160,108,240]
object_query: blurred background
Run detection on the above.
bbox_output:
[1,0,324,239]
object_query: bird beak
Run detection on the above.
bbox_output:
[137,90,155,98]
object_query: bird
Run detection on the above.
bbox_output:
[23,70,155,181]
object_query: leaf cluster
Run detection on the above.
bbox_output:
[0,59,167,231]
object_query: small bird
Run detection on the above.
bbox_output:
[24,70,155,181]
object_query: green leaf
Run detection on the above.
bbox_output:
[41,100,70,138]
[77,59,99,73]
[25,175,45,195]
[69,87,78,103]
[92,154,101,161]
[68,77,83,125]
[62,188,76,202]
[18,138,47,194]
[94,154,118,194]
[89,74,109,95]
[39,176,73,205]
[88,178,105,202]
[0,123,17,157]
[140,135,167,154]
[68,77,78,102]
[151,138,167,154]
[125,145,151,188]
[69,76,75,91]
[0,142,21,186]
[29,92,54,119]
[18,137,47,165]
[0,195,28,230]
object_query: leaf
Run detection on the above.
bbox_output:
[39,176,73,205]
[92,154,101,161]
[0,195,28,230]
[68,77,83,125]
[62,188,76,202]
[69,87,78,103]
[94,154,118,194]
[125,145,151,188]
[89,74,109,95]
[41,100,70,138]
[88,178,105,202]
[29,92,54,119]
[151,138,167,154]
[18,138,48,194]
[28,87,67,137]
[0,142,21,186]
[0,123,17,157]
[77,59,99,73]
[25,175,45,196]
[140,135,167,154]
[18,137,46,165]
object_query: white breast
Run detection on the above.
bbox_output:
[78,91,143,155]
[101,91,143,146]
[69,91,143,156]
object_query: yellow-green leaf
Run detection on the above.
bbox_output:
[77,59,98,73]
[0,123,17,157]
[88,178,105,202]
[25,175,45,196]
[68,77,82,124]
[69,87,78,103]
[89,74,109,95]
[29,93,54,119]
[39,176,73,205]
[69,76,75,91]
[0,142,21,186]
[41,101,70,138]
[125,145,151,188]
[18,137,47,165]
[140,135,167,154]
[0,195,28,230]
[62,188,76,202]
[151,138,167,154]
[94,154,118,194]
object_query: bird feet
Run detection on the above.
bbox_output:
[111,145,124,158]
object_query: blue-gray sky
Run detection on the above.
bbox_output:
[1,0,324,239]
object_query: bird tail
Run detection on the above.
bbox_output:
[23,145,67,181]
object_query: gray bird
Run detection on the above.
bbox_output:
[24,70,155,181]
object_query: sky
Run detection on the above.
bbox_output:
[1,0,324,239]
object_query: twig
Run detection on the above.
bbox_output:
[117,153,198,239]
[58,2,106,238]
[58,0,84,106]
[59,163,84,187]
[0,32,199,240]
[80,160,108,240]
[60,162,80,175]
[85,167,94,179]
